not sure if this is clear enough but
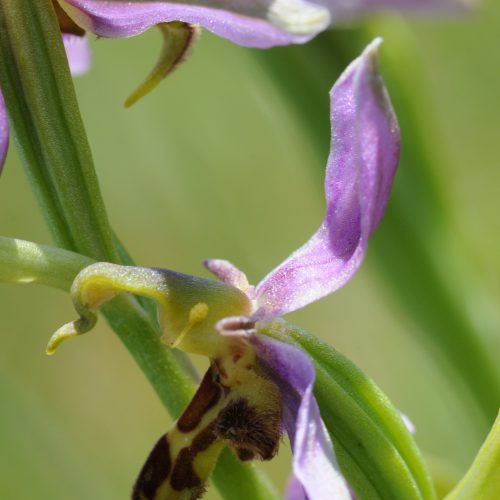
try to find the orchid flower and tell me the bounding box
[0,3,90,174]
[47,38,399,500]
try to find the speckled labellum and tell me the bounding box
[133,364,282,499]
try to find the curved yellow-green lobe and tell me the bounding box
[46,262,252,355]
[125,22,199,108]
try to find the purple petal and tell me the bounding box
[60,0,330,48]
[62,33,91,76]
[0,88,8,174]
[285,475,308,500]
[255,38,399,318]
[323,0,475,23]
[203,259,251,293]
[252,334,351,500]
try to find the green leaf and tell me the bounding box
[264,321,436,500]
[445,413,500,500]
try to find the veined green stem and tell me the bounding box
[0,1,116,259]
[253,24,499,425]
[0,2,276,496]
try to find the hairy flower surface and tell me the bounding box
[48,39,400,499]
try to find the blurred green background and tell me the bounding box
[1,2,499,498]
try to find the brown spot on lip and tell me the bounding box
[236,448,255,461]
[132,434,171,500]
[215,398,281,461]
[171,422,218,492]
[177,367,221,433]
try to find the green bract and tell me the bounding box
[445,413,500,500]
[262,321,436,500]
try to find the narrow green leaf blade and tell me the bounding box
[264,321,436,500]
[446,413,500,500]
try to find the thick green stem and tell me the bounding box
[0,0,117,258]
[0,236,92,290]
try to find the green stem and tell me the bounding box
[0,1,117,259]
[0,236,92,290]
